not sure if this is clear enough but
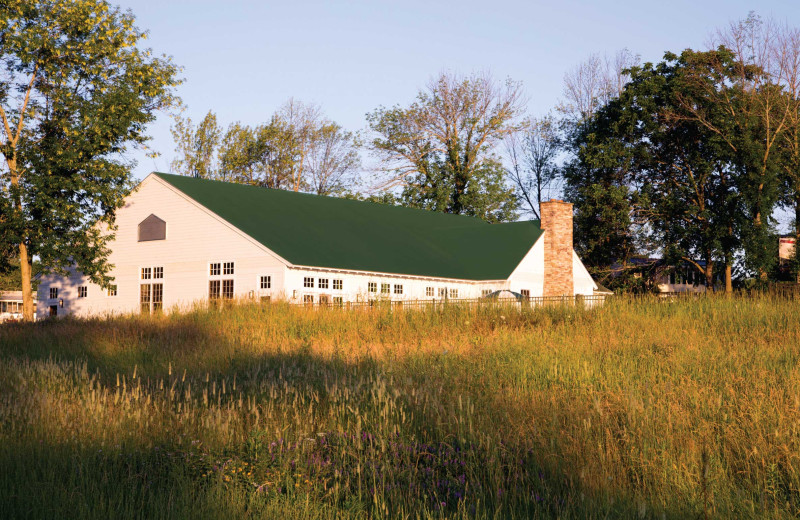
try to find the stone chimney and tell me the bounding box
[540,200,574,297]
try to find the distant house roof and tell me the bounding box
[154,173,543,281]
[0,291,23,301]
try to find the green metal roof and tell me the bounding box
[154,173,543,281]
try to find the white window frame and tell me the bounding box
[304,277,314,288]
[333,279,342,291]
[260,275,272,290]
[78,286,88,298]
[141,265,164,280]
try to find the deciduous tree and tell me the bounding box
[170,110,220,179]
[504,115,562,219]
[0,0,180,320]
[367,71,523,221]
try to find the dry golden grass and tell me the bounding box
[0,297,798,518]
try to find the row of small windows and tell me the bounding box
[304,277,343,290]
[303,294,344,305]
[142,266,164,280]
[423,287,459,299]
[0,301,22,313]
[49,285,110,299]
[367,282,404,295]
[210,262,235,276]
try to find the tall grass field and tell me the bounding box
[0,297,798,518]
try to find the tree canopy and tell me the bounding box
[0,0,181,319]
[367,72,524,223]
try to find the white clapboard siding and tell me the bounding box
[37,175,288,317]
[507,231,597,297]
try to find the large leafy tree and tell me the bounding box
[0,0,180,320]
[367,72,523,222]
[617,52,742,291]
[676,16,791,279]
[562,95,641,278]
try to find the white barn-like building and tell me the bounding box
[37,173,599,317]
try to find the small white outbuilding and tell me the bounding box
[37,173,599,317]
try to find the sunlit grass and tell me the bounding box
[1,297,799,518]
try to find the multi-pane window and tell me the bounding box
[520,289,530,300]
[426,287,434,297]
[318,278,329,289]
[333,279,342,290]
[108,285,118,297]
[482,289,492,297]
[303,277,314,288]
[222,279,234,300]
[438,288,447,299]
[333,296,343,306]
[210,263,221,276]
[140,284,151,313]
[449,288,459,299]
[223,262,235,275]
[141,283,163,314]
[78,286,87,298]
[152,284,163,312]
[381,283,390,294]
[303,294,314,304]
[393,284,403,295]
[153,267,164,279]
[260,276,271,289]
[49,287,58,299]
[141,267,152,280]
[368,282,377,293]
[1,301,22,313]
[209,280,221,300]
[319,294,330,306]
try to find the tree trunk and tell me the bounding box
[755,210,768,281]
[795,194,800,284]
[19,243,34,321]
[725,262,733,294]
[7,156,35,321]
[704,260,714,292]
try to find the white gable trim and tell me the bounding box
[146,173,293,268]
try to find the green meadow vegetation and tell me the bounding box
[0,297,799,519]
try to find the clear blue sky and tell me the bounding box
[118,0,799,226]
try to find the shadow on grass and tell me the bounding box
[0,305,715,519]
